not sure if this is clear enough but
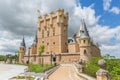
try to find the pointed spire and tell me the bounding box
[77,19,90,38]
[20,36,26,47]
[34,32,38,43]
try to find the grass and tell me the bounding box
[11,76,35,80]
[28,64,55,73]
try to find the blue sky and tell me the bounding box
[79,0,120,27]
[0,0,120,58]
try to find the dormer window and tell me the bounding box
[82,31,84,33]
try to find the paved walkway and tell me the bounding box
[0,64,27,80]
[48,64,86,80]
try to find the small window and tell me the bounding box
[82,31,84,33]
[65,42,67,45]
[47,43,49,45]
[42,41,44,43]
[53,42,55,45]
[42,30,44,38]
[84,50,87,54]
[83,40,85,43]
[47,31,49,37]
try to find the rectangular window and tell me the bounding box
[42,30,44,38]
[47,31,49,37]
[53,42,55,45]
[83,40,85,43]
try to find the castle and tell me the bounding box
[19,9,100,64]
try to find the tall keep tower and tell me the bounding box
[76,19,100,61]
[19,36,26,63]
[37,9,69,54]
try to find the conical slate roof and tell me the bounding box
[77,19,90,38]
[20,36,26,47]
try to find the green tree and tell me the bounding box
[0,55,5,61]
[84,57,102,77]
[84,55,120,80]
[38,45,45,55]
[38,45,45,66]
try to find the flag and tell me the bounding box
[37,9,40,13]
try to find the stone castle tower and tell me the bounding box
[37,8,69,54]
[19,36,26,63]
[18,9,101,63]
[68,19,100,61]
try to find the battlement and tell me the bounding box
[38,8,69,27]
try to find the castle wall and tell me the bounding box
[68,43,79,53]
[23,53,80,64]
[30,46,37,55]
[91,45,101,57]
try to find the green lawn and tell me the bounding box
[11,76,35,80]
[28,64,55,73]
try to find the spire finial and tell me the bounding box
[20,36,26,47]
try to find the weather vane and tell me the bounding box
[37,9,40,15]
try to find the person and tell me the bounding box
[52,53,56,65]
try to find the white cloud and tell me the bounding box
[103,0,120,14]
[109,7,120,14]
[103,0,112,10]
[101,44,120,58]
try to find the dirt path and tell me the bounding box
[48,64,86,80]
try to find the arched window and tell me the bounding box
[42,30,44,38]
[53,28,55,36]
[84,50,87,54]
[83,40,85,43]
[47,31,49,37]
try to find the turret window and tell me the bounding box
[82,31,84,33]
[42,30,44,38]
[83,40,85,43]
[84,50,87,54]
